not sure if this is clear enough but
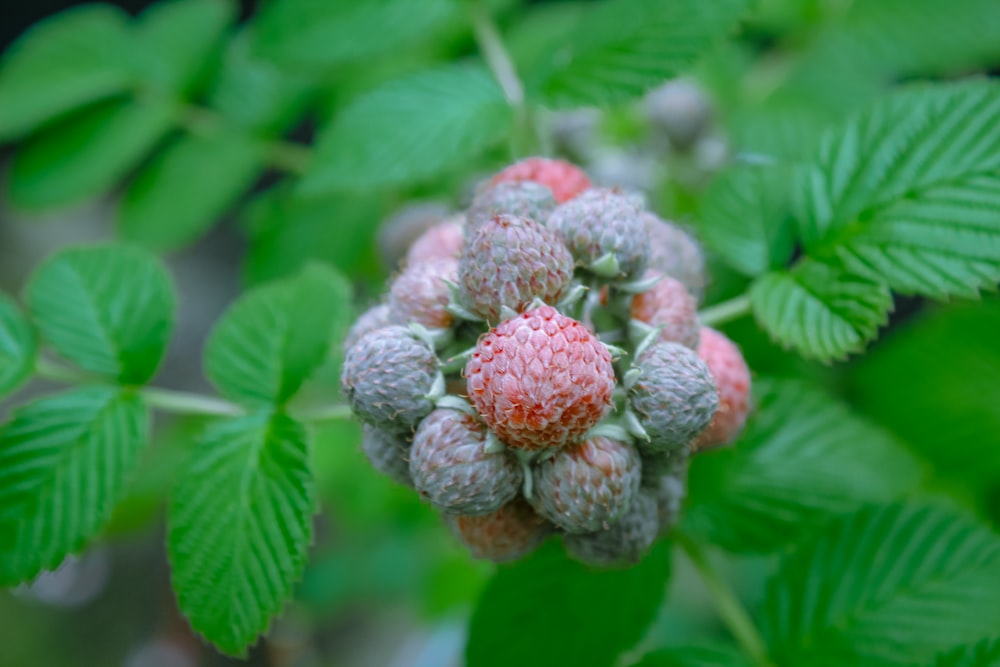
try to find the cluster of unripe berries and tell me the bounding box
[341,157,751,568]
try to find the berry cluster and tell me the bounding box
[341,157,751,568]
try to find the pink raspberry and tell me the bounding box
[465,306,615,451]
[563,491,659,568]
[693,328,751,450]
[645,213,706,301]
[490,157,592,203]
[409,409,522,516]
[531,435,641,533]
[630,271,700,349]
[405,216,465,266]
[388,257,458,329]
[343,303,393,354]
[458,214,574,323]
[450,498,552,563]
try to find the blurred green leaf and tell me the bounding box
[242,186,386,284]
[0,5,135,141]
[530,0,749,108]
[763,503,1000,666]
[7,98,174,211]
[796,80,1000,299]
[252,0,459,70]
[849,299,1000,490]
[466,540,672,667]
[136,0,236,96]
[505,2,588,78]
[168,412,313,656]
[205,263,353,406]
[699,163,795,276]
[0,387,147,585]
[118,127,265,252]
[931,638,1000,667]
[303,63,513,192]
[630,644,750,667]
[685,379,924,553]
[0,293,36,399]
[750,261,892,361]
[26,244,176,384]
[208,33,313,134]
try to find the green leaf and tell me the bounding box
[685,379,924,553]
[26,244,175,385]
[136,0,236,95]
[118,128,266,252]
[531,0,749,107]
[168,412,314,656]
[750,261,892,361]
[208,33,313,134]
[0,5,135,141]
[302,63,513,192]
[932,639,1000,667]
[466,540,672,667]
[0,293,36,398]
[797,80,1000,299]
[205,263,353,406]
[242,186,386,284]
[699,163,795,276]
[7,98,175,211]
[763,503,1000,666]
[849,298,1000,489]
[631,644,750,667]
[0,387,148,585]
[252,0,459,70]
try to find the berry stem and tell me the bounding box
[674,530,775,667]
[698,293,752,328]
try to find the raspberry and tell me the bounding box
[388,257,458,329]
[639,447,688,484]
[647,471,686,535]
[645,213,706,300]
[531,435,641,533]
[465,306,615,451]
[490,157,591,203]
[377,201,452,268]
[405,216,465,266]
[450,498,551,563]
[410,409,523,516]
[628,342,717,452]
[630,272,700,349]
[693,328,751,451]
[341,325,438,434]
[343,303,393,354]
[466,181,556,238]
[458,214,574,323]
[563,491,658,568]
[361,424,413,487]
[547,188,649,280]
[644,79,713,151]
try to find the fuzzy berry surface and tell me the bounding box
[343,303,393,354]
[458,214,574,323]
[644,212,706,300]
[629,342,718,452]
[466,181,556,238]
[406,216,465,266]
[531,436,641,533]
[631,272,700,349]
[341,325,438,434]
[693,327,751,450]
[648,472,686,535]
[450,498,551,563]
[388,257,458,329]
[563,491,659,568]
[465,306,615,451]
[547,188,649,280]
[410,409,522,516]
[490,157,592,203]
[361,424,413,487]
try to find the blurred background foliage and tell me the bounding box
[1,0,999,665]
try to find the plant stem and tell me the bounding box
[698,293,752,327]
[141,387,245,417]
[296,404,354,424]
[675,531,775,667]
